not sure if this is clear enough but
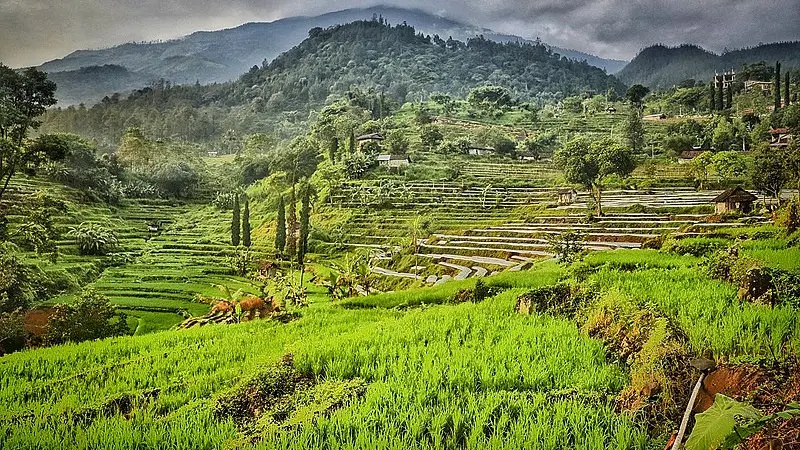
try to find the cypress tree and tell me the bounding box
[275,196,286,253]
[775,61,782,111]
[725,84,733,110]
[242,197,251,248]
[285,185,297,260]
[785,70,791,107]
[328,137,339,163]
[709,81,716,112]
[715,76,724,111]
[231,195,240,246]
[298,184,311,266]
[348,129,356,154]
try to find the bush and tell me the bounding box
[0,250,36,313]
[661,237,729,257]
[44,289,128,345]
[0,309,27,355]
[213,191,240,210]
[450,280,498,303]
[515,284,592,317]
[68,223,118,256]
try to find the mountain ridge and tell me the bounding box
[36,6,627,105]
[618,41,800,88]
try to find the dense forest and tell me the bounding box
[39,19,625,149]
[619,42,800,88]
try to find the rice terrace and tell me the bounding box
[2,5,800,450]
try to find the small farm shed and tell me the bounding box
[713,187,757,214]
[557,188,578,205]
[377,154,410,169]
[467,146,495,156]
[357,133,385,143]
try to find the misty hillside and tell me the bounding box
[618,42,800,88]
[37,6,626,106]
[41,19,625,145]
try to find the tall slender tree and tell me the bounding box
[725,84,733,110]
[285,185,298,260]
[275,196,286,254]
[328,137,339,163]
[348,129,356,154]
[775,61,782,111]
[623,108,645,155]
[709,81,716,112]
[715,76,724,111]
[242,197,251,248]
[785,70,791,107]
[298,184,311,266]
[231,196,240,246]
[298,183,313,287]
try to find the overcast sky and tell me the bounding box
[2,0,799,68]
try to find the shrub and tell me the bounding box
[44,289,128,345]
[546,231,585,264]
[0,250,36,313]
[515,284,591,318]
[661,237,728,257]
[450,280,498,303]
[67,222,118,256]
[0,309,27,355]
[213,191,240,210]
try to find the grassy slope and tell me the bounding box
[3,240,799,448]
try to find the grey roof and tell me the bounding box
[713,186,757,203]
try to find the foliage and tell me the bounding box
[212,191,240,210]
[684,394,763,450]
[341,150,376,179]
[689,151,715,189]
[419,124,443,150]
[626,84,650,105]
[67,222,118,256]
[623,108,646,154]
[0,250,36,313]
[546,231,586,264]
[276,196,286,253]
[297,184,312,266]
[752,145,789,199]
[553,136,634,215]
[467,85,514,110]
[0,309,27,355]
[242,197,251,248]
[44,289,129,345]
[231,195,241,246]
[711,151,748,182]
[40,20,624,146]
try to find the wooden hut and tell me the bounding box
[713,187,757,214]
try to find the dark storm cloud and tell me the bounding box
[1,0,798,68]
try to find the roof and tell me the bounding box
[467,146,495,151]
[712,187,757,203]
[377,154,409,161]
[680,150,704,159]
[770,127,790,135]
[558,188,577,195]
[357,132,384,141]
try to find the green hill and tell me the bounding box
[40,19,626,147]
[618,42,800,88]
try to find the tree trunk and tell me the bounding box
[593,184,603,216]
[0,171,13,201]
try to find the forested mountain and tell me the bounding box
[35,6,626,106]
[618,42,800,88]
[39,19,626,148]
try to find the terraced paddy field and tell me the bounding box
[2,177,267,334]
[4,242,799,449]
